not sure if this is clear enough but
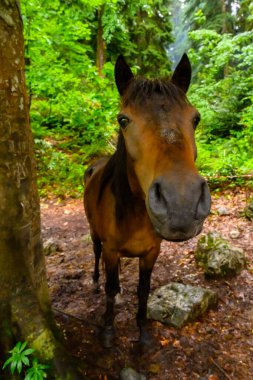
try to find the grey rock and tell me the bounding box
[217,206,230,215]
[244,199,253,221]
[120,367,146,380]
[147,282,217,328]
[229,229,240,239]
[195,232,247,277]
[43,237,61,256]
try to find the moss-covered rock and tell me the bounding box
[195,232,247,277]
[244,199,253,221]
[147,283,217,328]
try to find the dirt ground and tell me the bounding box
[41,188,253,380]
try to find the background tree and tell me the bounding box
[184,0,237,33]
[101,0,173,76]
[0,2,86,378]
[236,0,253,31]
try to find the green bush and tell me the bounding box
[188,29,253,187]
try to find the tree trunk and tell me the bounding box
[221,0,229,77]
[96,6,105,76]
[221,0,228,34]
[0,2,86,378]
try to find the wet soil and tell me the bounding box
[41,188,253,380]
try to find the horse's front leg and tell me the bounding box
[102,249,120,348]
[92,236,101,283]
[137,250,159,345]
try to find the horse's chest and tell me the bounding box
[117,217,160,257]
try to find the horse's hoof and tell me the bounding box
[101,326,115,348]
[139,329,155,347]
[92,282,100,294]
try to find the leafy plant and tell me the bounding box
[25,359,48,380]
[2,341,34,375]
[2,341,49,379]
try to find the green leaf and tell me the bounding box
[2,356,13,369]
[23,348,35,356]
[24,372,32,380]
[17,360,23,374]
[16,341,22,351]
[22,355,30,366]
[10,360,17,374]
[21,341,28,351]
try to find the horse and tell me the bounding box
[84,54,211,347]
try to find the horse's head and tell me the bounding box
[114,55,211,242]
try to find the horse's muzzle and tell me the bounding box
[147,175,211,241]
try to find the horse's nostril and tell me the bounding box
[155,182,161,202]
[195,180,211,220]
[148,181,167,220]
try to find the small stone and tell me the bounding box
[229,229,240,239]
[81,234,92,243]
[216,206,230,216]
[148,363,160,374]
[43,237,62,256]
[147,283,217,328]
[195,232,247,277]
[120,367,146,380]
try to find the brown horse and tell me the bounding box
[84,54,211,347]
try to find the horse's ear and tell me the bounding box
[171,53,191,93]
[115,55,134,96]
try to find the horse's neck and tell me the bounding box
[126,155,145,200]
[110,148,147,221]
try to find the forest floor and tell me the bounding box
[41,188,253,380]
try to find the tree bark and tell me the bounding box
[0,2,85,378]
[96,6,105,76]
[221,0,229,77]
[221,0,228,34]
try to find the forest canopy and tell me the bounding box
[21,0,253,197]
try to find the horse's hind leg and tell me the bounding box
[92,237,101,283]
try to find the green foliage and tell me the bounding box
[21,0,122,197]
[2,341,48,379]
[237,0,253,32]
[184,0,236,33]
[187,28,253,184]
[104,0,173,76]
[34,140,87,198]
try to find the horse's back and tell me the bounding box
[84,157,109,185]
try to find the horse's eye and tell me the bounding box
[193,115,200,129]
[117,115,129,130]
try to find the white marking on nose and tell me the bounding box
[160,128,178,144]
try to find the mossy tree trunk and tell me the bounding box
[0,2,85,379]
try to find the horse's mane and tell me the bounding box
[98,77,188,222]
[123,77,188,107]
[98,129,133,221]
